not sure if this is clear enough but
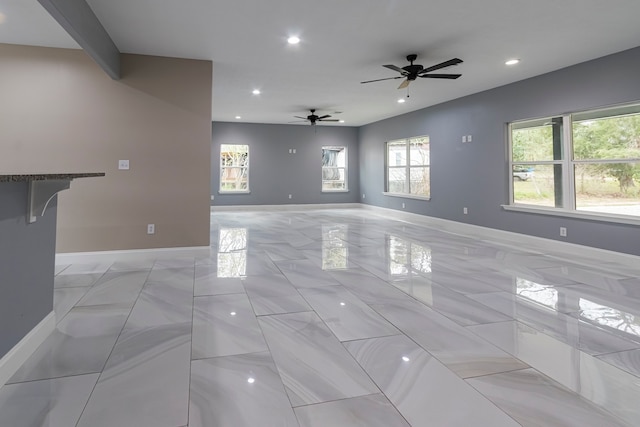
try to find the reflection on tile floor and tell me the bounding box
[2,208,639,426]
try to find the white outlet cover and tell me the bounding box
[462,136,467,143]
[118,160,130,170]
[467,135,472,142]
[292,149,296,154]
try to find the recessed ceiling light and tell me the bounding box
[235,116,241,120]
[505,59,520,66]
[339,120,345,123]
[287,36,300,45]
[397,99,406,104]
[247,377,255,384]
[252,89,261,95]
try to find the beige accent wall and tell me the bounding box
[0,44,212,252]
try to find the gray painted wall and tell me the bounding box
[212,122,360,206]
[0,183,56,358]
[359,46,640,256]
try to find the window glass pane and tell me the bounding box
[512,164,562,207]
[322,146,347,191]
[573,113,640,160]
[387,168,406,193]
[409,136,429,166]
[574,162,640,216]
[220,144,249,192]
[409,167,429,196]
[512,119,562,162]
[387,141,407,166]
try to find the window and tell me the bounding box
[220,144,249,192]
[386,136,430,198]
[509,103,640,220]
[322,146,347,191]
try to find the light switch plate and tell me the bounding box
[118,160,130,170]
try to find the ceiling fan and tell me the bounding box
[361,54,463,89]
[292,109,340,125]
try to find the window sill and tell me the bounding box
[501,204,640,226]
[383,192,431,201]
[218,191,251,195]
[322,189,349,193]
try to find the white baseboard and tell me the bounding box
[211,203,361,212]
[361,204,640,269]
[0,311,55,388]
[56,246,212,265]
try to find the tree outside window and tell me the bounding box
[509,103,640,218]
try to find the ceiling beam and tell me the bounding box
[38,0,120,79]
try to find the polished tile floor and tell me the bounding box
[1,209,639,426]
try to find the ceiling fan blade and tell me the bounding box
[317,115,331,119]
[289,120,309,123]
[383,64,408,75]
[319,119,340,122]
[419,58,463,74]
[293,116,308,119]
[398,79,410,89]
[419,73,462,79]
[361,76,403,84]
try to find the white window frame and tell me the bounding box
[384,136,430,200]
[505,102,640,225]
[321,146,348,192]
[219,144,249,193]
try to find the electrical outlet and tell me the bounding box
[210,195,215,201]
[288,194,292,199]
[467,135,472,142]
[118,160,130,170]
[402,203,405,209]
[292,149,296,154]
[463,207,468,215]
[462,135,467,143]
[147,224,155,235]
[288,149,292,154]
[362,194,366,199]
[560,227,567,237]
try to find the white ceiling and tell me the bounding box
[2,0,640,126]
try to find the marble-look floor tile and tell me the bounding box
[371,298,528,378]
[260,243,306,261]
[469,291,639,355]
[146,267,195,287]
[76,270,149,307]
[297,286,399,341]
[189,352,298,427]
[194,264,244,296]
[275,259,339,288]
[54,273,103,289]
[597,348,640,377]
[9,304,131,383]
[53,286,90,323]
[192,293,267,359]
[107,259,155,272]
[327,268,410,305]
[294,393,410,427]
[242,274,310,315]
[344,335,519,427]
[124,280,193,329]
[467,368,630,427]
[151,257,195,270]
[393,279,512,326]
[258,311,378,406]
[579,352,640,426]
[468,320,585,391]
[54,263,70,275]
[77,324,191,427]
[57,262,112,275]
[0,374,99,427]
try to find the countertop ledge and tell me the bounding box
[0,173,105,182]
